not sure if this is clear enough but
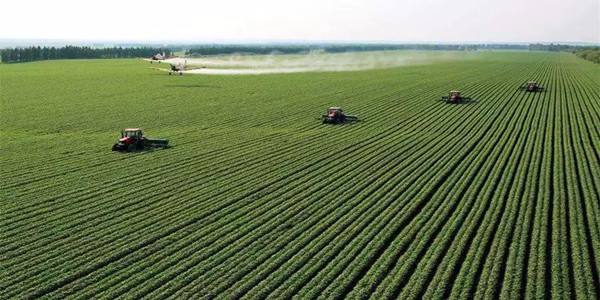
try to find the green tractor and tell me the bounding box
[112,128,169,152]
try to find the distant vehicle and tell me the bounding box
[441,91,472,104]
[112,128,169,152]
[148,52,167,63]
[518,81,544,92]
[322,107,359,124]
[169,60,187,75]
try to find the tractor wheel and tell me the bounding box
[127,144,136,152]
[112,144,119,151]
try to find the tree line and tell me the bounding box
[0,46,172,63]
[3,43,597,64]
[185,43,528,56]
[528,43,579,52]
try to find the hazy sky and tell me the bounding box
[2,0,598,43]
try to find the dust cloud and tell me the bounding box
[160,51,476,75]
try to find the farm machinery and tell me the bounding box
[112,128,169,152]
[518,81,544,92]
[321,107,358,124]
[441,91,472,104]
[149,52,166,63]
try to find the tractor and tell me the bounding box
[519,81,544,92]
[322,107,358,124]
[441,91,472,104]
[112,128,169,152]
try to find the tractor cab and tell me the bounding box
[327,107,343,118]
[526,81,539,91]
[322,107,358,124]
[120,128,144,143]
[122,128,143,138]
[449,91,461,101]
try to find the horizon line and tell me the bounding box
[1,38,598,47]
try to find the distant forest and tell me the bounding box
[0,46,172,63]
[184,44,528,56]
[2,43,598,64]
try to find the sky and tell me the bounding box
[1,0,598,44]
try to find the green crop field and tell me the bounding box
[1,51,599,299]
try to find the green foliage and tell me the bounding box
[0,45,172,63]
[185,43,526,56]
[528,43,581,52]
[574,48,600,64]
[1,51,599,299]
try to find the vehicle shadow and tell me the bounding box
[439,99,479,105]
[164,84,221,89]
[112,145,173,153]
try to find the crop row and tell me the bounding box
[3,53,599,299]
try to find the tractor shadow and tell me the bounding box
[317,117,361,125]
[113,146,173,154]
[439,99,479,105]
[164,84,221,89]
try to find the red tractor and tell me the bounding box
[519,81,544,92]
[322,107,358,124]
[441,91,472,104]
[112,128,169,152]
